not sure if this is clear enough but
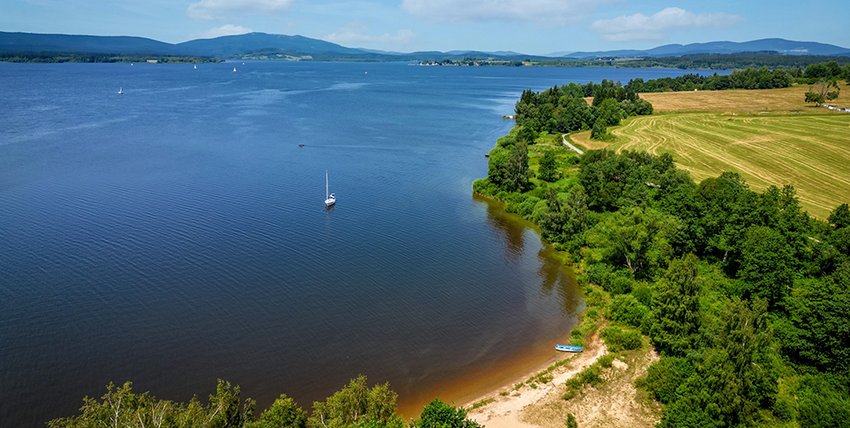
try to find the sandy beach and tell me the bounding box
[465,334,608,427]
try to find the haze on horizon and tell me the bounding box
[2,0,848,55]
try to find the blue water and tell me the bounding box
[0,62,704,426]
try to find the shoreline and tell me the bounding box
[464,332,608,427]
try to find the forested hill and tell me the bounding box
[0,31,175,55]
[559,38,850,58]
[3,31,849,64]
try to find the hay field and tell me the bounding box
[571,85,850,218]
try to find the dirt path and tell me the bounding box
[466,335,607,428]
[561,134,585,155]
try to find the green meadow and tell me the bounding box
[572,86,850,218]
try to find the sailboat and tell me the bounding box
[194,64,197,70]
[324,170,336,207]
[117,87,123,95]
[232,66,237,73]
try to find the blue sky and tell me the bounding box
[2,0,848,54]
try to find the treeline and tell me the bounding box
[474,142,850,426]
[533,53,850,70]
[514,80,653,141]
[626,67,793,92]
[0,52,219,63]
[626,61,850,92]
[49,375,481,428]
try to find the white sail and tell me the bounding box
[324,170,336,207]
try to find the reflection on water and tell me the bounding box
[403,194,584,415]
[481,194,527,262]
[476,192,581,317]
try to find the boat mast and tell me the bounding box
[325,170,329,200]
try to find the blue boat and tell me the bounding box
[555,344,583,353]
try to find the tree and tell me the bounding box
[596,97,625,127]
[776,263,850,372]
[828,203,850,229]
[416,399,481,428]
[307,375,403,428]
[805,79,840,105]
[247,394,307,428]
[503,142,531,192]
[537,150,558,182]
[649,254,702,356]
[207,379,255,428]
[516,125,538,144]
[738,226,795,308]
[805,91,825,105]
[589,118,608,140]
[585,206,680,278]
[486,143,531,192]
[539,185,589,249]
[704,298,779,426]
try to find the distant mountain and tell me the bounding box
[0,31,175,55]
[3,32,849,62]
[174,33,366,57]
[560,38,850,58]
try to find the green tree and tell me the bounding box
[504,142,531,192]
[590,118,608,140]
[805,90,825,105]
[797,374,850,428]
[649,254,702,356]
[828,203,850,229]
[207,379,255,428]
[539,185,589,249]
[516,125,538,144]
[307,375,403,428]
[247,394,307,428]
[706,298,779,426]
[776,263,850,372]
[486,142,532,193]
[537,150,558,182]
[415,399,481,428]
[585,206,680,278]
[806,79,840,105]
[596,98,625,126]
[738,226,795,308]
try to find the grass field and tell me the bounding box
[570,84,850,218]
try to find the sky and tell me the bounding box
[2,0,848,55]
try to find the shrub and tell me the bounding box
[643,357,694,404]
[608,294,650,329]
[601,326,642,352]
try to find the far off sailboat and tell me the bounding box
[324,170,336,208]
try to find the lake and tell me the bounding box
[0,61,703,426]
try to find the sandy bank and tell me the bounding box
[465,334,608,428]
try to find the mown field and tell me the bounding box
[571,84,850,218]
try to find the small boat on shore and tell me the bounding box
[555,344,583,353]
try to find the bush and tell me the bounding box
[608,294,649,329]
[417,399,482,428]
[643,357,694,404]
[601,326,642,352]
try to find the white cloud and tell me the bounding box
[401,0,605,24]
[590,7,743,41]
[187,0,295,20]
[193,24,253,39]
[325,25,415,47]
